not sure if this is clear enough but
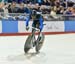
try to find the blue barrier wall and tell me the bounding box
[2,20,18,33]
[65,21,75,32]
[0,20,75,34]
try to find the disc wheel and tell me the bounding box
[24,35,32,53]
[35,33,45,53]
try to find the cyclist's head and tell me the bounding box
[31,10,42,18]
[31,10,37,16]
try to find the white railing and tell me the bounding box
[0,13,75,21]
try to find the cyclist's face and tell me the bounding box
[32,15,36,19]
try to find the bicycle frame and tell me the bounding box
[30,27,40,47]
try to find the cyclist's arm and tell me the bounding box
[39,16,44,31]
[26,15,30,27]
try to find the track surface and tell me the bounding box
[0,34,75,64]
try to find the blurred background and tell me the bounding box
[0,0,75,21]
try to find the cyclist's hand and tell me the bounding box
[39,28,41,32]
[26,26,29,31]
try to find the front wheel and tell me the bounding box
[24,35,32,53]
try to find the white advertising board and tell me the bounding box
[18,21,65,33]
[42,21,65,32]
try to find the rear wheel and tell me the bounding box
[35,33,45,53]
